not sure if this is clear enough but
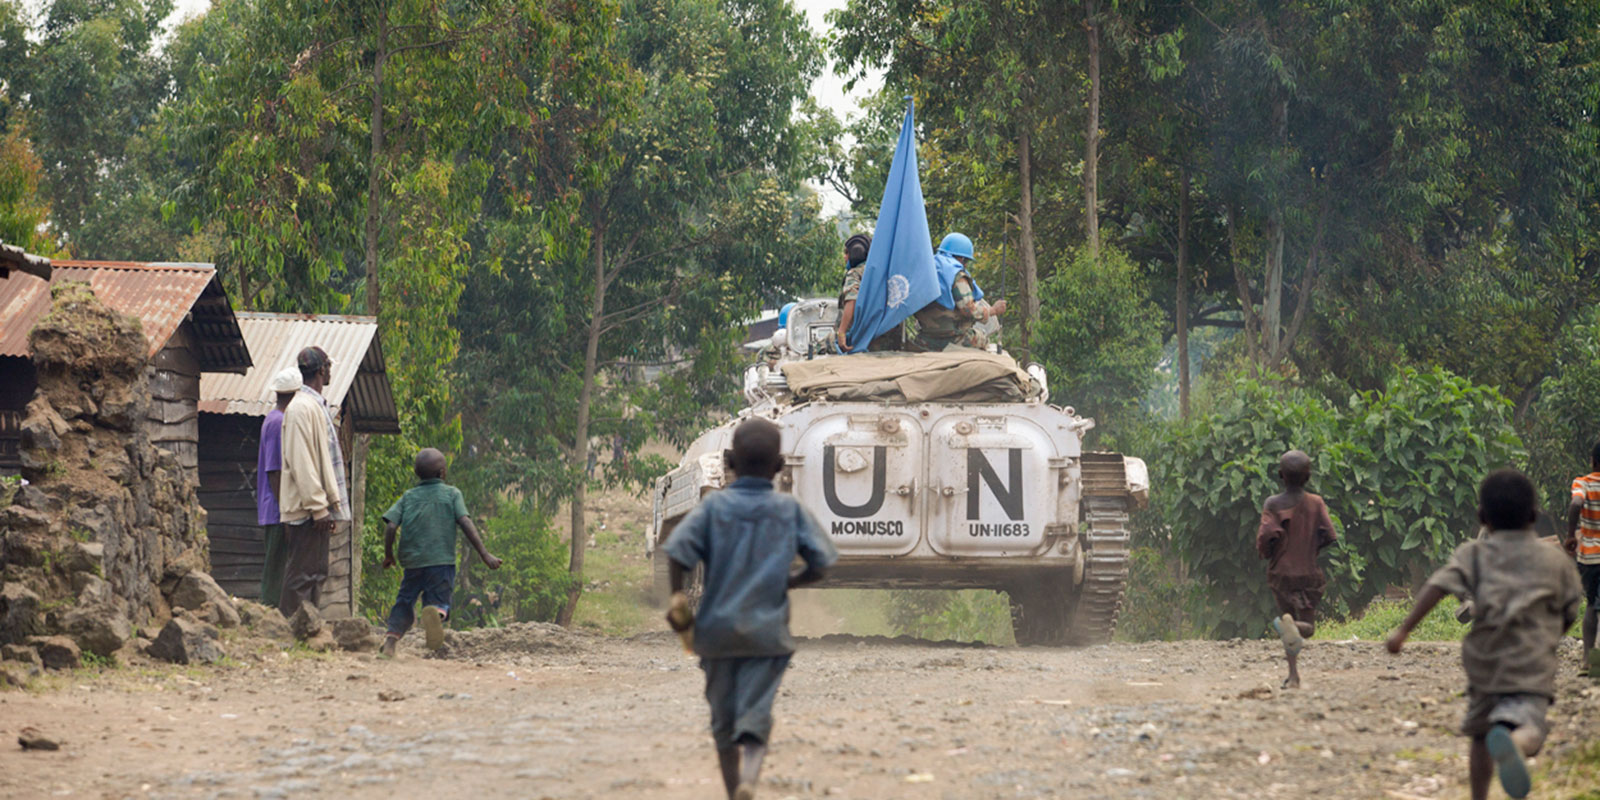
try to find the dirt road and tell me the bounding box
[3,627,1598,800]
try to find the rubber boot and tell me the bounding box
[716,748,740,799]
[736,742,766,800]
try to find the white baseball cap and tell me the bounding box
[269,367,303,394]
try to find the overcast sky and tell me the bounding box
[156,0,880,214]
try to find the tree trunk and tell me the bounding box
[1262,97,1289,366]
[1263,204,1284,361]
[556,221,608,627]
[363,17,388,317]
[237,261,252,312]
[1016,125,1039,358]
[1083,0,1101,256]
[1176,166,1191,419]
[1226,204,1261,365]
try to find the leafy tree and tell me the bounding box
[24,0,173,244]
[1524,310,1600,513]
[0,123,63,255]
[832,0,1088,355]
[1032,244,1162,429]
[452,0,836,625]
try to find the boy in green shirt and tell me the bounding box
[379,448,501,656]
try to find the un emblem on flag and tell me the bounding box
[887,274,911,308]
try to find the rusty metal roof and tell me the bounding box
[198,312,400,434]
[0,261,249,373]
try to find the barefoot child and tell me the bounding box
[1256,449,1338,689]
[1565,439,1600,675]
[1387,469,1582,800]
[378,448,502,656]
[662,418,838,800]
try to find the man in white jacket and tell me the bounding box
[277,346,351,618]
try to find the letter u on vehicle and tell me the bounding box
[823,444,887,518]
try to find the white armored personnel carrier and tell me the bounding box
[647,299,1148,645]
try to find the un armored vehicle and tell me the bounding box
[647,299,1148,645]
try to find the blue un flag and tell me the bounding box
[847,99,940,353]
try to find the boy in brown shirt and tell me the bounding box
[1387,469,1582,800]
[1255,450,1338,689]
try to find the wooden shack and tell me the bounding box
[0,261,249,477]
[197,313,399,616]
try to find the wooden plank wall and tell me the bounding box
[147,324,201,482]
[321,413,358,617]
[196,411,359,617]
[198,414,265,599]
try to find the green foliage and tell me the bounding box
[0,474,17,507]
[17,0,173,243]
[1316,595,1470,643]
[1525,310,1600,513]
[886,589,1015,645]
[1153,367,1523,638]
[462,500,572,626]
[1033,244,1163,430]
[1115,546,1210,642]
[0,124,61,256]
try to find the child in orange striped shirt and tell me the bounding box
[1565,439,1600,676]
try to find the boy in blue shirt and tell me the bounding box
[378,448,501,656]
[663,418,838,800]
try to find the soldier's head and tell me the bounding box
[414,448,447,480]
[1278,450,1312,489]
[844,234,871,268]
[1478,468,1537,530]
[725,418,784,479]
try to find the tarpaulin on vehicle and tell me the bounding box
[779,349,1039,403]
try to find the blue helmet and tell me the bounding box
[778,301,797,328]
[938,232,974,260]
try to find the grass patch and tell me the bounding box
[572,526,655,636]
[1541,737,1600,800]
[1317,595,1471,642]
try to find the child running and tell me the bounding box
[662,418,838,800]
[1255,449,1338,688]
[1387,469,1582,800]
[378,448,501,657]
[1565,439,1600,675]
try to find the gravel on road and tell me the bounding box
[3,628,1598,800]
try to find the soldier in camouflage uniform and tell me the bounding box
[912,233,1006,352]
[835,234,901,351]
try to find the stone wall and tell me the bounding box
[0,282,210,669]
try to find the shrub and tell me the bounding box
[1151,367,1523,638]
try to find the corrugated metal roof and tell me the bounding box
[198,312,400,434]
[0,261,250,373]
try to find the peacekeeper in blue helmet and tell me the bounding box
[911,232,1006,351]
[756,302,797,366]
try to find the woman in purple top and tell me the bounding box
[257,368,302,606]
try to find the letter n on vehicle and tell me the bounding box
[823,444,886,518]
[967,448,1023,521]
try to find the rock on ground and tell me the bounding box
[147,616,223,665]
[237,601,294,641]
[330,618,383,653]
[61,597,134,657]
[288,605,325,641]
[27,635,81,670]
